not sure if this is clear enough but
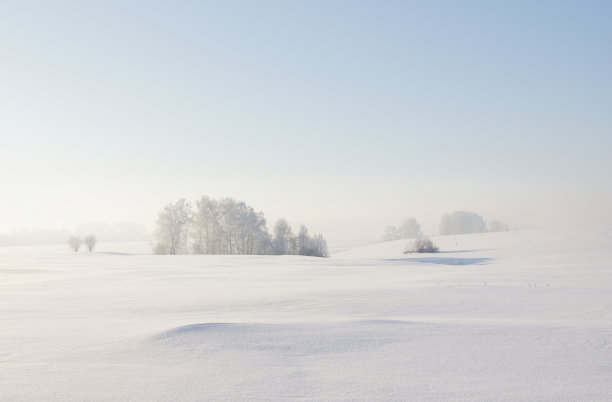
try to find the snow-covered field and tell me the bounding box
[1,230,611,401]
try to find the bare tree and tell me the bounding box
[297,225,312,255]
[84,235,97,252]
[255,230,273,255]
[154,199,193,255]
[273,219,294,255]
[192,196,220,254]
[68,236,82,252]
[310,233,329,257]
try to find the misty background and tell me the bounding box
[1,1,611,247]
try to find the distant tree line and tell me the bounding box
[439,211,486,235]
[382,217,421,241]
[486,219,509,233]
[0,229,71,247]
[382,212,509,240]
[439,211,509,235]
[154,196,329,257]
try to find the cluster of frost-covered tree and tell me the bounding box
[382,217,421,241]
[154,196,328,257]
[272,219,329,257]
[439,211,509,235]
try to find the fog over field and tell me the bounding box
[1,1,611,401]
[1,1,611,245]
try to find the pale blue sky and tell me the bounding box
[1,1,611,242]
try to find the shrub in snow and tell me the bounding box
[404,234,439,253]
[68,236,82,252]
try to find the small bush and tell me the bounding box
[404,234,439,253]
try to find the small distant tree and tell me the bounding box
[487,219,509,232]
[310,233,329,257]
[68,236,82,252]
[382,226,401,241]
[399,217,421,239]
[297,225,313,256]
[191,196,219,254]
[84,235,97,252]
[404,234,439,253]
[273,219,294,255]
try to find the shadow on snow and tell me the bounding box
[385,257,493,266]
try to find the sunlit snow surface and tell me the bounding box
[1,230,611,401]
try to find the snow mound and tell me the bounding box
[154,322,245,340]
[132,319,612,401]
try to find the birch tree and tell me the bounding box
[154,199,193,255]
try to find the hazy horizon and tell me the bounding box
[2,1,611,245]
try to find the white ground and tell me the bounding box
[1,230,611,401]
